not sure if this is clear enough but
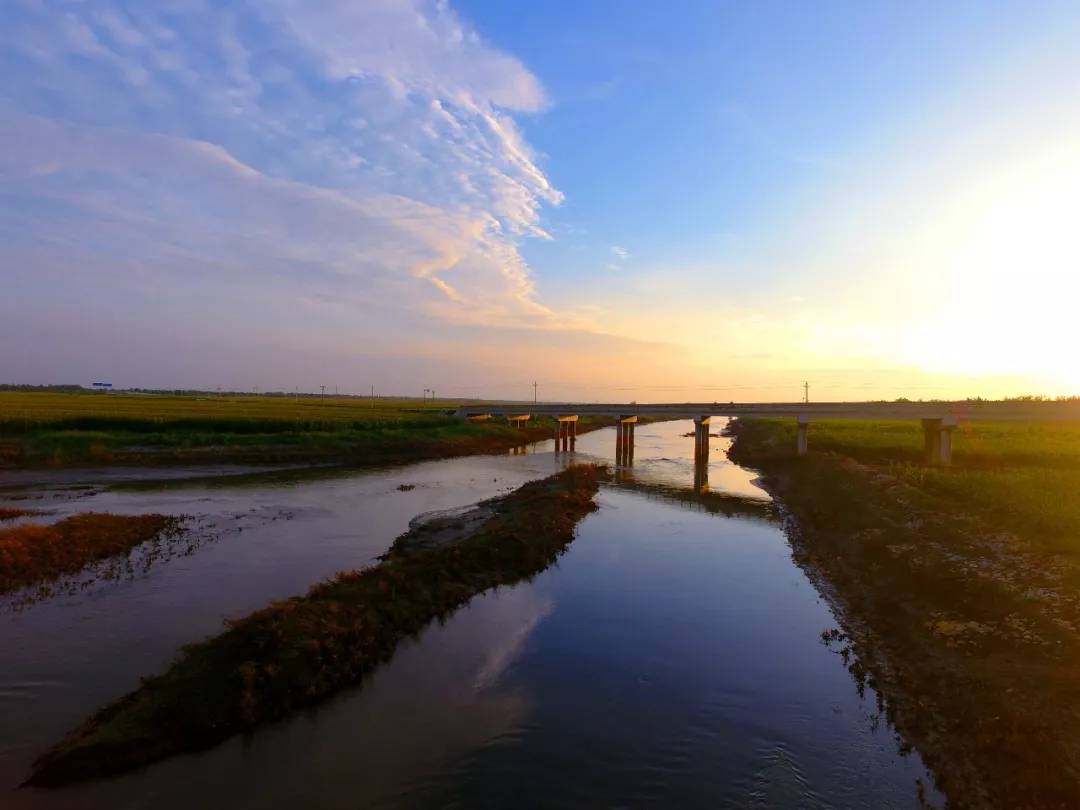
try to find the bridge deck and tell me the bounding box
[456,401,1080,421]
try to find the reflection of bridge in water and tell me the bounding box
[608,470,775,522]
[462,400,1080,467]
[505,419,763,503]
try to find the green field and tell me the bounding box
[0,390,546,468]
[0,390,465,429]
[742,417,1080,559]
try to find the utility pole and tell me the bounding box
[803,381,809,404]
[320,385,326,398]
[370,384,374,408]
[533,380,538,404]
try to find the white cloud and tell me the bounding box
[273,0,548,112]
[610,245,630,260]
[0,0,568,333]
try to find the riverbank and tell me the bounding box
[0,390,605,469]
[27,465,604,787]
[728,418,1080,808]
[1,513,184,595]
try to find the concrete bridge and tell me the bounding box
[455,400,1080,467]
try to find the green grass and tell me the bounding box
[746,417,1080,468]
[0,390,572,467]
[0,390,462,429]
[741,417,1080,558]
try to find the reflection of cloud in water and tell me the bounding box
[7,579,557,810]
[473,597,554,691]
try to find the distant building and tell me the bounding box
[91,382,113,390]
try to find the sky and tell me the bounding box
[2,0,1079,402]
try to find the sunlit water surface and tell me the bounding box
[1,420,940,808]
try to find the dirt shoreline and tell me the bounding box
[27,465,604,787]
[727,419,1080,809]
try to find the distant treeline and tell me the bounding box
[0,385,89,393]
[1,384,1076,403]
[889,395,1080,403]
[1001,394,1080,402]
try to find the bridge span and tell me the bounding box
[455,400,1080,467]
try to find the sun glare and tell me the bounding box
[903,151,1080,391]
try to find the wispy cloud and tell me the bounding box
[610,245,630,261]
[0,0,571,336]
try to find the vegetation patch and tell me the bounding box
[0,507,47,521]
[27,465,604,787]
[729,418,1080,808]
[0,390,608,468]
[0,513,184,595]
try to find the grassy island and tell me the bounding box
[27,465,604,787]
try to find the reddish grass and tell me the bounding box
[0,507,46,521]
[0,513,182,594]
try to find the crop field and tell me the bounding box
[0,390,546,468]
[0,390,466,432]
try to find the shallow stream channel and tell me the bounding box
[1,419,940,808]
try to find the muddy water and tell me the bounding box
[1,420,940,808]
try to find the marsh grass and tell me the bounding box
[0,507,46,521]
[0,513,184,594]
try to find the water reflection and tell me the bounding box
[2,419,940,808]
[404,488,938,808]
[694,453,709,493]
[572,418,768,502]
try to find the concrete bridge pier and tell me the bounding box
[797,415,809,456]
[454,402,984,469]
[922,417,957,466]
[616,415,637,465]
[553,415,578,454]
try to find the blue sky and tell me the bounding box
[3,1,1079,399]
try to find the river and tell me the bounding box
[0,419,940,808]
